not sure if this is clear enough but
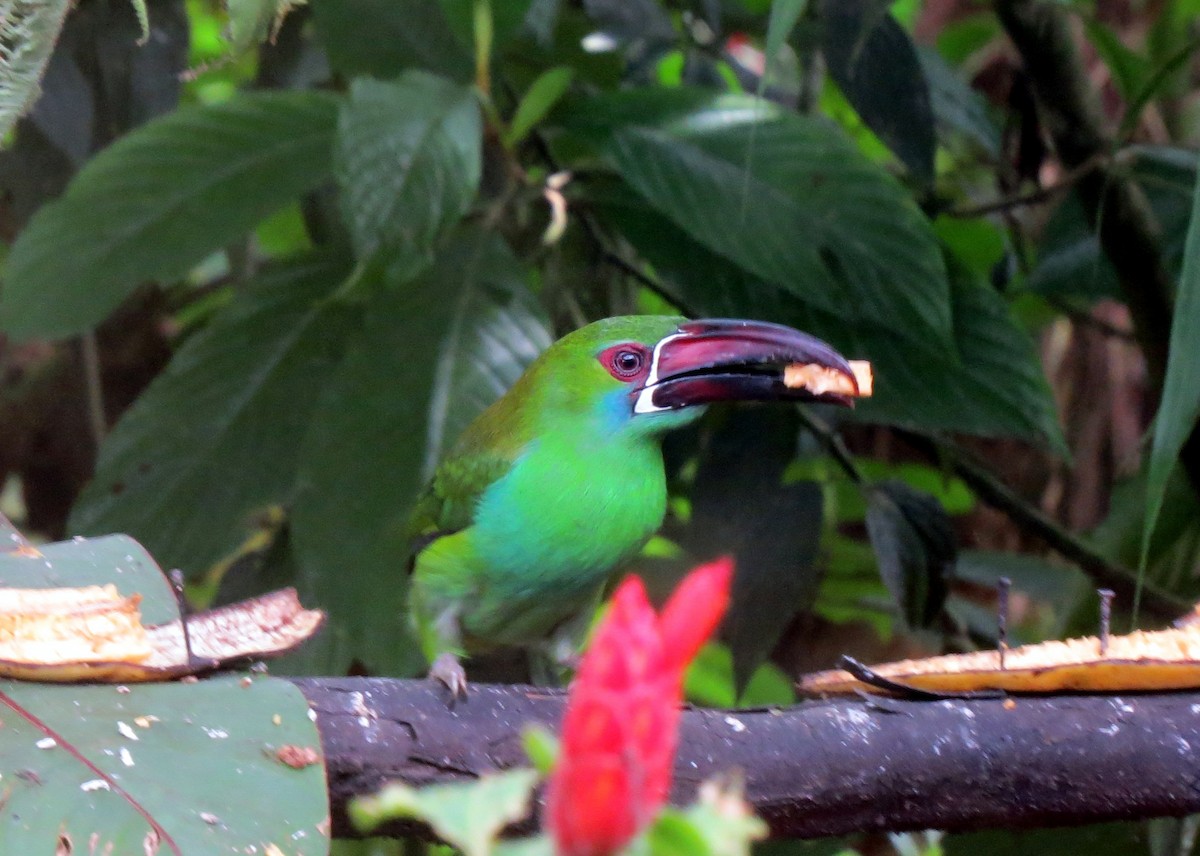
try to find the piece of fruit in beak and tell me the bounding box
[784,360,873,398]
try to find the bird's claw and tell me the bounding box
[430,652,469,703]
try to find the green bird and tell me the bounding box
[407,316,861,695]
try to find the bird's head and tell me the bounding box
[527,316,863,437]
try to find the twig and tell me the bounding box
[795,408,864,484]
[898,430,1187,619]
[77,333,106,450]
[946,153,1107,218]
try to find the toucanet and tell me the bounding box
[407,316,861,696]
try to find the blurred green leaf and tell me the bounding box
[521,726,560,775]
[290,227,550,675]
[935,13,998,65]
[351,768,539,856]
[684,643,796,708]
[0,674,326,854]
[763,0,809,92]
[70,257,356,578]
[1143,148,1200,604]
[945,823,1147,856]
[819,0,935,182]
[561,88,952,352]
[1084,19,1150,100]
[310,0,472,81]
[504,66,574,147]
[865,480,955,629]
[918,47,1001,157]
[336,73,482,281]
[0,91,339,340]
[815,533,894,637]
[636,778,766,856]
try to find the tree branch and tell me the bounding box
[296,677,1200,841]
[994,0,1200,493]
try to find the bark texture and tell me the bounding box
[294,677,1200,840]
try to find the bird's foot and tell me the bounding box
[429,652,469,703]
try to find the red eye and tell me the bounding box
[599,344,650,381]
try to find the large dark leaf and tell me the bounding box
[819,0,935,183]
[560,88,952,352]
[310,0,472,81]
[69,257,356,577]
[593,184,1065,448]
[865,480,955,628]
[289,227,550,675]
[335,73,482,281]
[0,91,339,340]
[683,407,823,691]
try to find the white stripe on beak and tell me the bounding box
[633,332,684,414]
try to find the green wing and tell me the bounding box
[408,451,515,539]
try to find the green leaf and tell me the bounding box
[763,0,809,91]
[639,779,767,856]
[336,73,482,281]
[593,183,1063,447]
[1084,19,1150,100]
[945,823,1147,856]
[351,768,539,856]
[503,66,574,147]
[69,257,357,578]
[0,0,72,141]
[1,91,339,340]
[520,726,559,775]
[865,480,955,628]
[684,643,796,708]
[917,46,1000,156]
[310,0,472,81]
[1143,148,1200,600]
[290,228,550,675]
[0,674,326,854]
[561,88,952,352]
[819,0,935,182]
[0,531,179,624]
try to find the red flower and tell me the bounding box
[546,557,733,856]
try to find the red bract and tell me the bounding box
[546,557,734,856]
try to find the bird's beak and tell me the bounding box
[633,319,862,414]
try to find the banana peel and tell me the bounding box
[0,585,323,683]
[798,622,1200,696]
[784,360,873,398]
